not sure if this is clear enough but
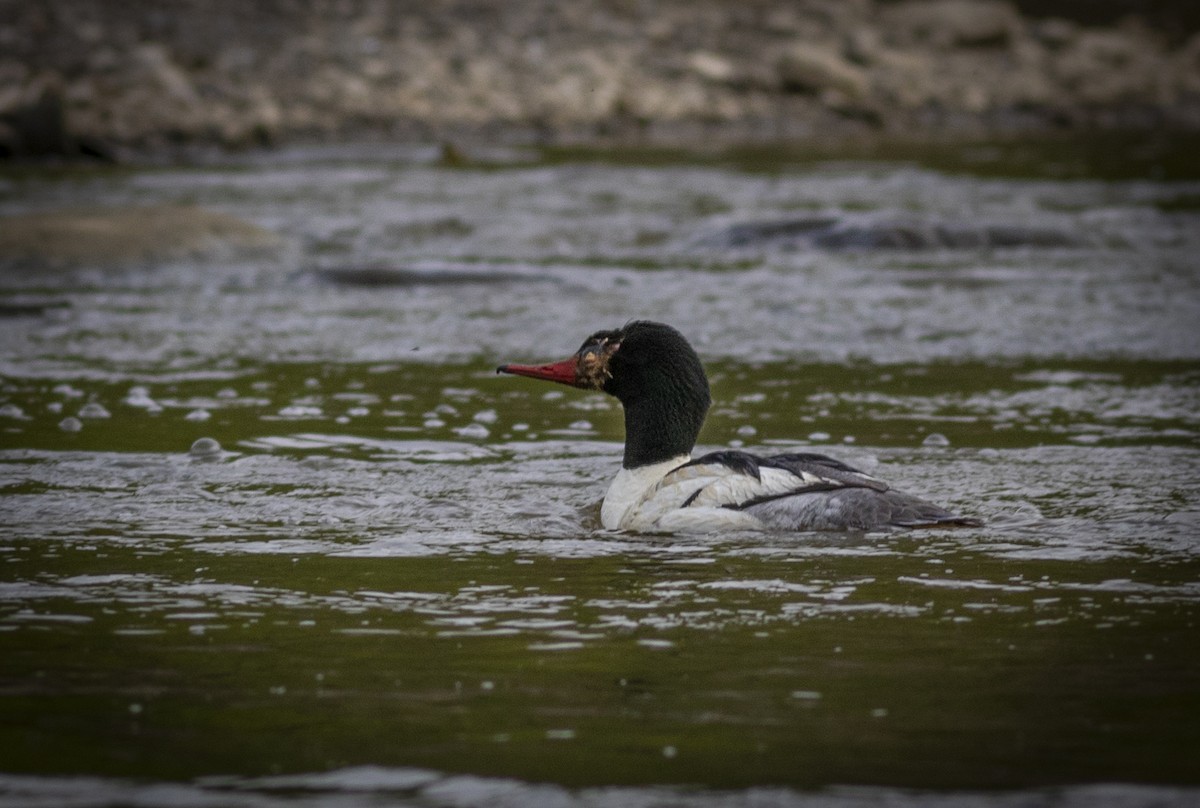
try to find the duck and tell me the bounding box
[498,320,981,533]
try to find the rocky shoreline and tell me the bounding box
[2,0,1199,160]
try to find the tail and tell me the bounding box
[886,490,982,529]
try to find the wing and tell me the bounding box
[654,450,888,512]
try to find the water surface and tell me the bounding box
[1,142,1198,807]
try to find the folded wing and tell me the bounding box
[660,450,887,508]
[650,450,977,530]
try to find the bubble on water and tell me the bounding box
[185,409,211,422]
[922,432,951,447]
[123,387,162,412]
[808,431,830,441]
[278,405,322,418]
[455,423,490,439]
[47,402,63,414]
[78,402,110,419]
[58,416,83,432]
[347,406,370,417]
[512,422,529,431]
[736,424,757,437]
[473,409,498,424]
[568,420,593,431]
[216,388,239,399]
[728,439,744,447]
[423,418,446,429]
[0,403,26,419]
[53,384,84,398]
[304,378,320,389]
[189,437,222,459]
[662,745,678,759]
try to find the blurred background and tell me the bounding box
[1,0,1198,159]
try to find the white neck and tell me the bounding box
[600,454,692,530]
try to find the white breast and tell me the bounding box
[600,454,768,533]
[599,452,881,533]
[600,455,692,530]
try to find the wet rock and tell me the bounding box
[1032,18,1080,51]
[1052,29,1164,105]
[687,51,736,84]
[0,206,282,271]
[1178,33,1200,96]
[882,0,1020,49]
[777,43,870,99]
[0,86,114,160]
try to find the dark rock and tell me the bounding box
[308,265,549,287]
[0,299,71,317]
[0,88,116,160]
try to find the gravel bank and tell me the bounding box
[2,0,1198,159]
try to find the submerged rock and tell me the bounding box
[0,206,282,271]
[699,216,1081,251]
[308,265,549,287]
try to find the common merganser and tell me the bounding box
[498,321,981,533]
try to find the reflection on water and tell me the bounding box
[1,146,1199,805]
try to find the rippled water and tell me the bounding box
[1,142,1199,807]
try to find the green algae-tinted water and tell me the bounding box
[1,143,1198,807]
